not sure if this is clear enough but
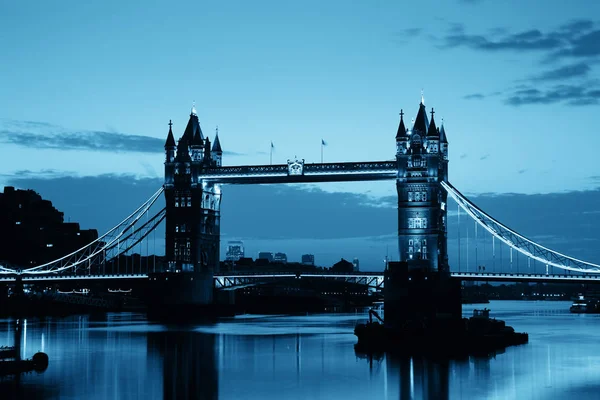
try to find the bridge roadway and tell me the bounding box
[1,271,600,286]
[196,161,398,184]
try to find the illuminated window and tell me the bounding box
[422,191,427,201]
[185,167,191,174]
[408,239,414,254]
[15,221,21,225]
[187,197,191,207]
[408,218,428,229]
[46,244,53,248]
[408,192,413,202]
[175,225,179,233]
[414,192,422,201]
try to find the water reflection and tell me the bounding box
[147,331,218,400]
[0,302,599,399]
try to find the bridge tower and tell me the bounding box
[157,106,223,309]
[386,99,459,328]
[396,100,449,274]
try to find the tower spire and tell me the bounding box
[396,109,407,139]
[421,89,425,105]
[164,120,176,148]
[427,107,437,136]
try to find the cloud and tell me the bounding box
[430,20,600,105]
[479,154,490,160]
[531,62,591,81]
[0,119,244,156]
[444,29,564,52]
[463,93,485,100]
[460,153,468,159]
[505,83,600,106]
[517,169,527,174]
[442,20,598,56]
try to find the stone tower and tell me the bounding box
[396,100,449,275]
[163,106,222,275]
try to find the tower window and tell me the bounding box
[408,218,428,229]
[175,225,179,233]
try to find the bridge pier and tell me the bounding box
[384,260,461,329]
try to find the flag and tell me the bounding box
[271,141,275,149]
[321,139,327,146]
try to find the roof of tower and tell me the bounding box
[175,137,191,162]
[395,110,407,139]
[165,120,176,148]
[182,109,204,144]
[412,101,429,135]
[440,123,448,143]
[212,128,223,153]
[427,109,437,137]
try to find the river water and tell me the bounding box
[1,301,600,400]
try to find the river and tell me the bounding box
[1,301,600,399]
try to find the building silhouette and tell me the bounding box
[395,101,449,273]
[258,252,274,262]
[163,107,223,273]
[273,252,287,264]
[301,254,315,266]
[352,258,360,272]
[0,186,98,267]
[225,241,244,261]
[331,258,354,273]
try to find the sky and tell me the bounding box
[1,0,600,269]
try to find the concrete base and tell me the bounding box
[145,272,215,314]
[384,261,461,329]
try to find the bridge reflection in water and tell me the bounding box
[0,304,598,399]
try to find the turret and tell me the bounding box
[396,110,408,156]
[203,137,212,166]
[182,104,204,147]
[440,122,448,161]
[211,127,223,167]
[426,108,439,154]
[175,137,191,163]
[190,125,204,162]
[412,100,429,136]
[164,120,176,162]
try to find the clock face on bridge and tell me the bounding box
[287,160,304,176]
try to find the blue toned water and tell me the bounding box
[1,301,600,399]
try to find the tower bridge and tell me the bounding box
[2,99,600,311]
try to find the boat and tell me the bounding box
[570,294,600,313]
[0,350,49,376]
[354,308,528,357]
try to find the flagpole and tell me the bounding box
[270,142,273,165]
[320,142,323,163]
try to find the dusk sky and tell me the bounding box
[1,1,600,268]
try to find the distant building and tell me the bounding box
[258,252,274,262]
[0,186,98,267]
[274,252,288,264]
[331,258,354,273]
[353,258,360,272]
[225,241,244,261]
[301,254,315,266]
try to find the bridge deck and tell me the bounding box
[197,161,397,184]
[2,272,600,285]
